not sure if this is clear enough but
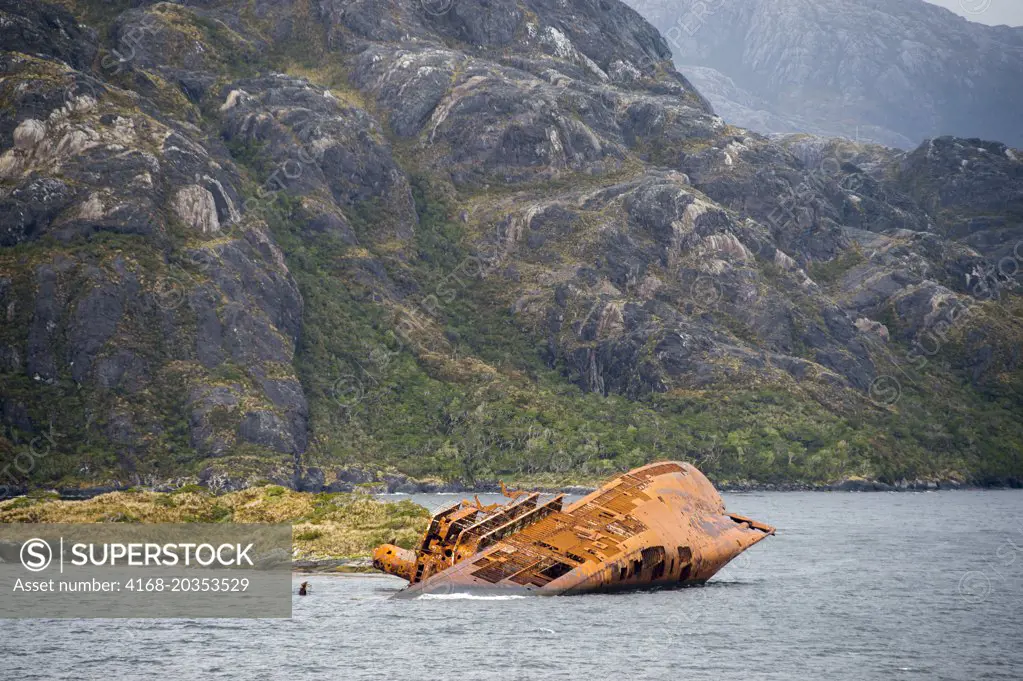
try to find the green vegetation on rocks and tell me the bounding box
[0,0,1021,495]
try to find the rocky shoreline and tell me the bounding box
[292,558,375,573]
[2,472,1020,501]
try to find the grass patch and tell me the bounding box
[0,487,432,560]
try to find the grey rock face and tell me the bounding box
[26,262,67,382]
[0,0,97,70]
[0,177,76,247]
[342,0,714,188]
[893,137,1023,259]
[0,1,310,481]
[238,410,305,455]
[218,75,417,247]
[474,168,882,397]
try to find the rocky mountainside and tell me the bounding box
[0,0,1021,494]
[626,0,1023,148]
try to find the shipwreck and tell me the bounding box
[373,461,774,597]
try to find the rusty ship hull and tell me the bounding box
[373,461,774,598]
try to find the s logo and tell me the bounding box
[20,538,53,572]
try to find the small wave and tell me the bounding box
[418,593,526,601]
[179,622,249,631]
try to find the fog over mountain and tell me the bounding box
[924,0,1023,27]
[628,0,1023,148]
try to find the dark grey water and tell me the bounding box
[3,491,1022,680]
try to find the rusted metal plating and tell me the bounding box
[373,462,774,597]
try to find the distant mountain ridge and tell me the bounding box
[627,0,1023,147]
